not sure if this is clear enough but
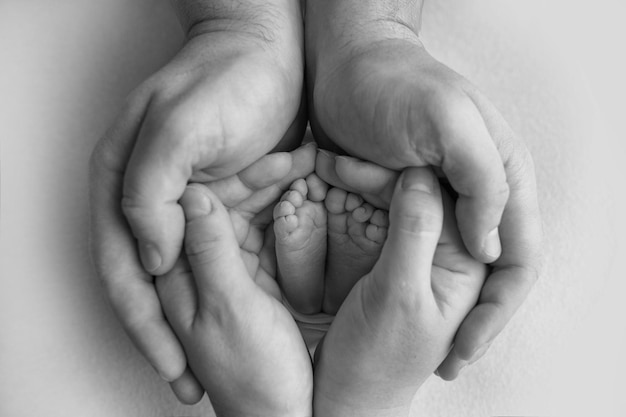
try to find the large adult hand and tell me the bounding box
[306,3,542,378]
[89,4,305,401]
[313,167,487,416]
[155,184,313,416]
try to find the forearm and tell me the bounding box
[170,0,303,40]
[305,0,425,35]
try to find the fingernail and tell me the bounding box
[185,186,213,217]
[483,228,502,259]
[401,168,433,193]
[156,367,175,382]
[470,343,490,364]
[317,149,334,158]
[140,243,162,273]
[457,361,469,376]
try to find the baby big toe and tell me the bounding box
[365,223,387,244]
[304,173,329,202]
[274,199,297,220]
[325,187,349,214]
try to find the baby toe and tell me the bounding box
[305,173,329,202]
[344,193,364,212]
[370,209,389,227]
[325,187,348,214]
[274,213,299,236]
[352,203,375,223]
[274,200,297,219]
[281,189,305,208]
[289,178,308,196]
[366,224,387,244]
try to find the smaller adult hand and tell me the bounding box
[156,184,313,416]
[313,166,487,416]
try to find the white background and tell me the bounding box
[1,0,625,416]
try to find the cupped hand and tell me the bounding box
[309,37,542,379]
[312,164,487,416]
[157,144,316,409]
[89,22,305,400]
[156,183,312,416]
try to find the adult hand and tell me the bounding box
[312,166,487,416]
[155,183,313,416]
[89,7,305,401]
[307,17,543,378]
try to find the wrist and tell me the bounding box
[305,0,424,75]
[314,393,410,417]
[214,403,311,417]
[171,0,303,42]
[305,0,424,37]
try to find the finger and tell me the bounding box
[90,95,187,383]
[334,155,398,209]
[169,367,205,405]
[155,257,197,331]
[180,185,253,311]
[202,152,294,208]
[438,96,510,263]
[236,142,318,213]
[436,92,543,380]
[435,263,536,380]
[315,150,398,209]
[372,167,443,296]
[154,253,205,404]
[121,106,202,275]
[315,149,355,190]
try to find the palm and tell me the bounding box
[141,32,306,182]
[312,38,477,171]
[201,144,316,297]
[157,145,317,414]
[312,163,487,411]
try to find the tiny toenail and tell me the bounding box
[470,343,490,363]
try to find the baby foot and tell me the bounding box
[273,174,329,314]
[323,188,388,314]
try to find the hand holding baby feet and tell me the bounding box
[272,168,390,317]
[90,0,306,399]
[156,185,312,417]
[306,0,542,378]
[313,168,487,417]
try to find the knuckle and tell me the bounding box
[185,234,223,266]
[120,195,149,220]
[396,201,442,235]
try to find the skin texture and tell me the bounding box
[155,145,318,415]
[89,0,305,402]
[311,156,487,416]
[306,0,542,379]
[90,0,542,406]
[156,148,487,416]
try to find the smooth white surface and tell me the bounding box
[1,1,625,416]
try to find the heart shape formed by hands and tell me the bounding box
[156,142,488,415]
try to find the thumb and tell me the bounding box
[180,184,252,311]
[372,167,443,297]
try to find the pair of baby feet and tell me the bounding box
[273,171,389,317]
